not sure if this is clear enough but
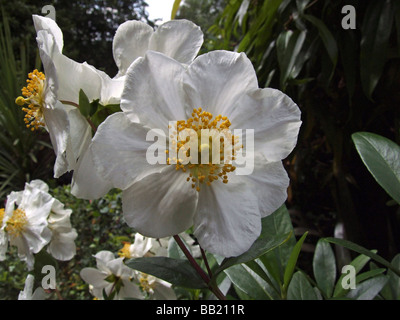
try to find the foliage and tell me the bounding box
[208,0,400,259]
[0,0,152,76]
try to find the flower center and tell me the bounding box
[15,69,46,131]
[168,108,242,192]
[139,273,155,293]
[0,208,4,225]
[118,242,132,259]
[5,208,28,238]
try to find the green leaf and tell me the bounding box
[283,232,308,290]
[214,231,291,278]
[224,263,277,300]
[276,30,307,90]
[33,249,59,287]
[352,132,400,204]
[312,239,336,298]
[78,89,90,118]
[287,271,318,300]
[171,0,182,20]
[303,14,337,66]
[125,256,207,289]
[346,275,388,300]
[259,205,296,285]
[360,0,394,99]
[380,254,400,299]
[333,250,376,297]
[324,237,400,278]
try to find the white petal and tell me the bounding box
[36,30,58,108]
[230,88,302,162]
[91,112,165,190]
[112,20,153,77]
[80,268,108,288]
[42,104,70,178]
[121,51,187,128]
[122,166,198,238]
[149,19,203,65]
[193,180,261,257]
[184,51,258,116]
[71,147,114,200]
[32,15,64,52]
[231,153,290,217]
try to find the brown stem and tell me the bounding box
[173,235,226,300]
[200,247,213,279]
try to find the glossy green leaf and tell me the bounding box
[352,132,400,204]
[259,205,296,285]
[224,263,277,300]
[333,250,376,297]
[214,231,291,277]
[312,239,336,298]
[125,256,207,289]
[276,30,307,90]
[346,275,388,300]
[283,232,308,290]
[303,14,338,67]
[380,254,400,299]
[325,237,400,277]
[287,271,318,300]
[360,0,394,99]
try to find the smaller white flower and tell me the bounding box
[1,185,54,270]
[80,250,143,300]
[18,274,47,300]
[136,272,177,300]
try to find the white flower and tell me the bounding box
[89,50,301,257]
[118,233,153,259]
[136,272,177,300]
[118,233,177,300]
[0,183,54,270]
[18,274,47,300]
[80,251,142,300]
[15,30,92,179]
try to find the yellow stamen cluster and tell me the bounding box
[0,208,4,225]
[139,273,155,293]
[118,242,132,259]
[15,69,46,131]
[167,108,242,192]
[5,208,28,238]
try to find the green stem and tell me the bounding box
[173,235,226,300]
[59,99,97,132]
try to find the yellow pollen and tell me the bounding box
[0,208,4,225]
[5,208,28,238]
[118,242,132,258]
[168,108,242,192]
[16,69,46,131]
[139,273,155,293]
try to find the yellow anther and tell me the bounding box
[5,208,28,238]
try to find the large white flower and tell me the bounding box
[89,50,301,257]
[80,251,142,300]
[0,183,54,270]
